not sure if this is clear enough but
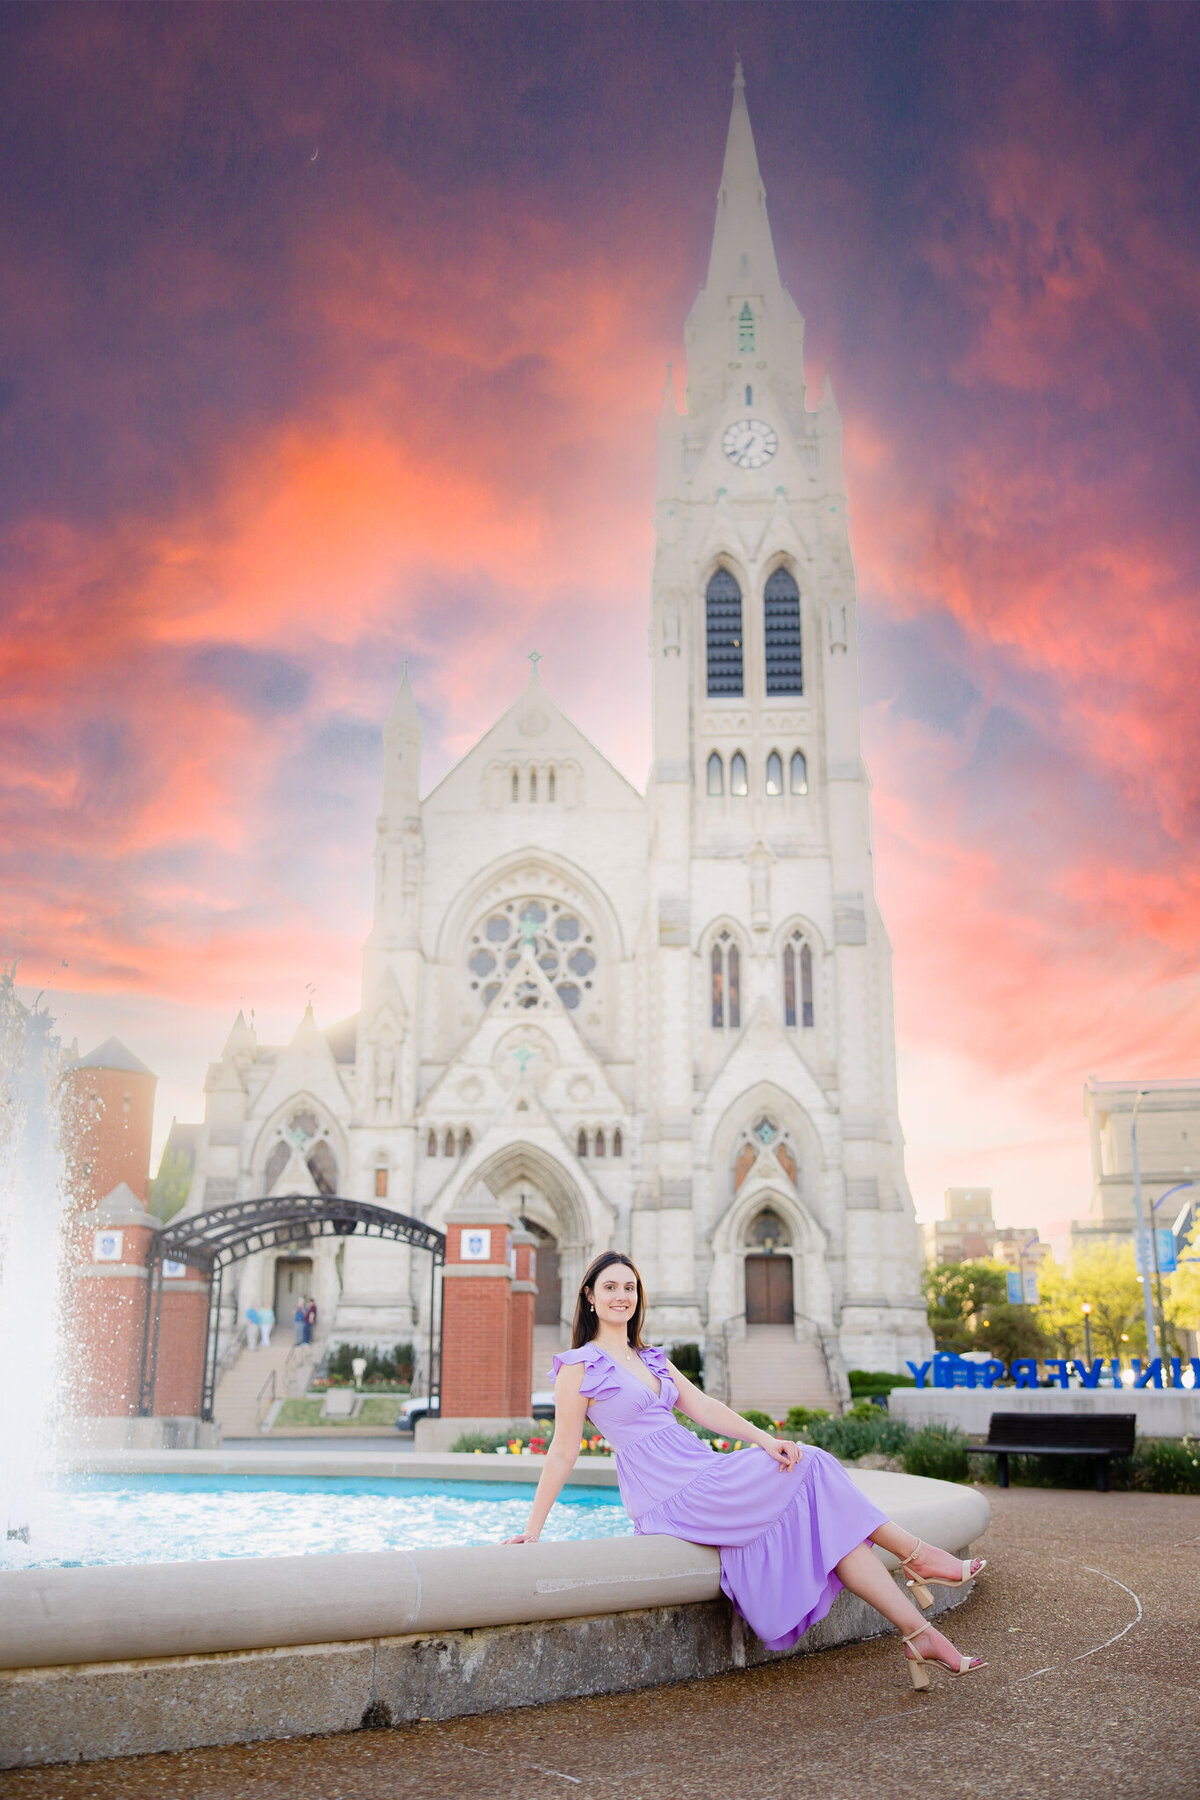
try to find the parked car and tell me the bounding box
[394,1390,557,1431]
[395,1395,439,1431]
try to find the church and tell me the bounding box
[182,67,932,1411]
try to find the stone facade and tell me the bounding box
[1075,1076,1200,1259]
[182,68,931,1402]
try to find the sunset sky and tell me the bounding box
[4,2,1199,1241]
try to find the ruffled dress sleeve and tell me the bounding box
[638,1344,678,1402]
[547,1344,622,1403]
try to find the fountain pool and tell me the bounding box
[0,1474,632,1570]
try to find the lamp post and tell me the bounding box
[1129,1091,1160,1358]
[1082,1302,1092,1364]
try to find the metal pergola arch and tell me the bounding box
[138,1193,445,1421]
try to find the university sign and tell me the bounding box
[907,1352,1200,1391]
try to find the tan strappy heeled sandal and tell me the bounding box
[902,1628,987,1690]
[898,1537,987,1610]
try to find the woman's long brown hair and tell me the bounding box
[571,1251,647,1349]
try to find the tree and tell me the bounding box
[1035,1257,1086,1358]
[923,1262,1008,1352]
[1044,1242,1147,1360]
[149,1146,192,1223]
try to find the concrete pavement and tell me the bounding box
[4,1486,1197,1800]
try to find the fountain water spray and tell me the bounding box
[0,970,70,1544]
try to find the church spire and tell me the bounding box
[704,58,782,304]
[682,61,803,420]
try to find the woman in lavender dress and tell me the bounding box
[505,1252,986,1689]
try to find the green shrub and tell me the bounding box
[671,1342,704,1390]
[784,1406,831,1435]
[739,1408,777,1434]
[902,1425,969,1483]
[1132,1435,1200,1494]
[324,1341,414,1386]
[848,1368,916,1396]
[803,1412,912,1460]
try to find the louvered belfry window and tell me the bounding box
[706,570,744,696]
[764,568,803,695]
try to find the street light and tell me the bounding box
[1129,1092,1160,1358]
[1081,1302,1092,1364]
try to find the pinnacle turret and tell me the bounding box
[383,660,422,812]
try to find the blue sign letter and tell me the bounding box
[906,1360,932,1390]
[1072,1359,1103,1389]
[1009,1357,1039,1390]
[1044,1359,1070,1389]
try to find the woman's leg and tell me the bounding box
[833,1542,978,1670]
[869,1520,984,1584]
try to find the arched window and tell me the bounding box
[783,932,815,1029]
[764,568,803,696]
[613,1127,623,1158]
[790,750,808,795]
[511,768,519,802]
[427,1130,437,1158]
[711,929,741,1029]
[443,1128,456,1157]
[595,1129,606,1158]
[706,570,743,697]
[529,769,538,803]
[461,1128,472,1157]
[374,1165,388,1199]
[738,302,755,354]
[577,1127,588,1159]
[730,751,748,797]
[264,1142,289,1191]
[744,383,753,406]
[766,751,783,796]
[707,752,724,796]
[307,1140,338,1196]
[548,767,556,802]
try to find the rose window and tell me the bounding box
[467,900,596,1010]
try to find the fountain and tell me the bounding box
[0,971,70,1546]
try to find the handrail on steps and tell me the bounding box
[253,1368,277,1429]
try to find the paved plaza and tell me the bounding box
[5,1487,1197,1800]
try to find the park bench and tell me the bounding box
[968,1411,1137,1492]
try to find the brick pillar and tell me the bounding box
[440,1188,514,1419]
[71,1182,156,1417]
[154,1266,212,1416]
[507,1228,538,1417]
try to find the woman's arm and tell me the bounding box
[502,1362,589,1543]
[668,1364,801,1470]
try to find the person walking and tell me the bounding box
[303,1296,317,1345]
[245,1305,260,1352]
[293,1302,307,1347]
[504,1252,987,1688]
[259,1303,275,1348]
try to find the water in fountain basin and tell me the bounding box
[0,972,70,1542]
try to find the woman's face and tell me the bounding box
[588,1263,639,1329]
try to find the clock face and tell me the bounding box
[722,417,778,470]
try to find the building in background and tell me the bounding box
[1075,1077,1200,1260]
[922,1188,1047,1273]
[178,66,932,1408]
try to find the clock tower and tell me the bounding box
[641,60,928,1389]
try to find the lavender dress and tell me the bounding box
[552,1342,887,1652]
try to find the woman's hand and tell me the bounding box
[502,1532,541,1544]
[761,1437,803,1473]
